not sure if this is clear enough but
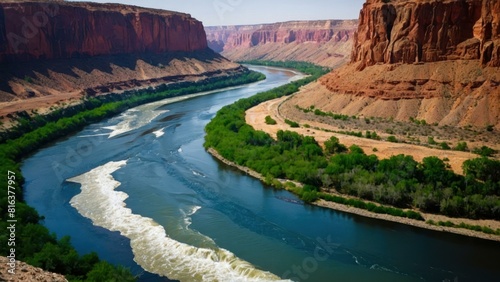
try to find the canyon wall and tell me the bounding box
[0,1,244,118]
[0,1,208,63]
[310,0,500,128]
[351,0,500,70]
[205,20,358,68]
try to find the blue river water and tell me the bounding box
[22,66,500,281]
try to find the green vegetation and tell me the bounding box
[472,146,497,157]
[295,105,351,121]
[365,131,381,140]
[427,220,500,236]
[409,117,427,126]
[319,193,424,220]
[387,135,398,143]
[1,70,265,143]
[239,60,331,77]
[205,63,500,222]
[454,141,469,152]
[0,70,266,280]
[24,75,33,83]
[265,115,277,125]
[440,142,450,150]
[324,136,347,155]
[284,119,300,128]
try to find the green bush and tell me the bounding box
[265,115,277,125]
[472,146,497,157]
[285,119,299,128]
[440,142,450,150]
[454,141,468,152]
[387,135,398,143]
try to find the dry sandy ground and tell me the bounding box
[246,96,479,174]
[0,257,67,281]
[243,95,500,240]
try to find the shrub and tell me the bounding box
[285,119,299,128]
[24,75,34,83]
[440,142,450,150]
[454,141,468,152]
[265,115,277,125]
[472,146,497,157]
[387,135,398,143]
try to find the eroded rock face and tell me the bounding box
[205,20,358,67]
[351,0,500,69]
[316,0,500,128]
[0,257,67,282]
[0,1,208,63]
[0,0,244,116]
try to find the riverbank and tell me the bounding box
[207,148,500,242]
[0,69,266,281]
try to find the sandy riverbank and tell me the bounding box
[207,148,500,242]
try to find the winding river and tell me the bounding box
[22,66,500,281]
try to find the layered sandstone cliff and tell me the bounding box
[205,20,358,68]
[351,0,500,69]
[0,1,243,118]
[310,0,500,128]
[0,0,207,63]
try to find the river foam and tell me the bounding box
[68,161,289,282]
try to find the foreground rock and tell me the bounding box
[305,0,500,129]
[0,257,67,282]
[205,20,358,68]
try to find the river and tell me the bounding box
[22,66,500,282]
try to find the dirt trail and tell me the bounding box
[246,96,479,174]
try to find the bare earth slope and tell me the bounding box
[0,257,67,281]
[0,1,244,119]
[205,20,358,68]
[290,0,500,129]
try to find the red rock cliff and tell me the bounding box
[315,0,500,128]
[0,1,208,63]
[351,0,500,69]
[205,20,358,67]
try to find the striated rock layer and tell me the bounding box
[313,0,500,129]
[205,20,358,68]
[0,1,244,117]
[351,0,500,69]
[0,0,207,63]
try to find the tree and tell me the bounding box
[324,136,347,154]
[463,157,500,183]
[85,262,136,282]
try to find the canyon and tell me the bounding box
[205,20,358,68]
[288,0,500,129]
[0,1,244,119]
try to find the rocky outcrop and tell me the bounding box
[0,1,207,63]
[314,0,500,129]
[0,257,67,282]
[351,0,500,69]
[205,20,358,67]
